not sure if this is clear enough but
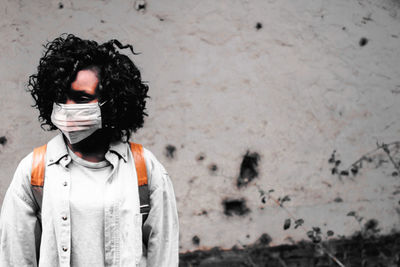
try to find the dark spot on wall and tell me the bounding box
[342,26,346,30]
[246,234,250,238]
[100,20,105,23]
[322,181,332,187]
[392,171,398,177]
[223,198,250,216]
[58,2,64,9]
[197,209,208,216]
[278,195,291,205]
[254,233,272,246]
[334,197,343,202]
[362,16,372,24]
[283,218,291,230]
[391,88,400,94]
[255,22,263,30]
[359,37,368,47]
[237,151,260,188]
[188,176,198,184]
[134,0,146,11]
[0,136,7,145]
[328,150,336,163]
[208,163,218,173]
[196,153,205,161]
[165,144,176,159]
[294,219,304,229]
[192,235,200,246]
[363,219,380,235]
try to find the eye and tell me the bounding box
[76,97,91,103]
[73,95,96,103]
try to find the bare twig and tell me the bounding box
[348,141,400,172]
[377,142,400,173]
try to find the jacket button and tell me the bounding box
[62,216,67,220]
[62,247,68,252]
[63,181,68,186]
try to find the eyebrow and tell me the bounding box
[67,89,97,99]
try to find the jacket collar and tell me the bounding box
[46,133,129,166]
[108,139,129,162]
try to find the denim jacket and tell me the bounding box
[0,134,179,267]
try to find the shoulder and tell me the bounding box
[12,151,34,189]
[7,151,36,207]
[142,147,172,191]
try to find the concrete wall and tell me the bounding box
[0,0,399,253]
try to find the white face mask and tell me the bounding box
[50,102,103,144]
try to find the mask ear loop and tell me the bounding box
[99,101,114,129]
[99,100,108,107]
[98,100,108,124]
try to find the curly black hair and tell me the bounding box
[28,33,149,142]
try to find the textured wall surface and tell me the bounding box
[0,0,399,253]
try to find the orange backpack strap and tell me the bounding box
[130,142,150,222]
[31,144,47,187]
[31,144,47,214]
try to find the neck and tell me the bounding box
[65,129,112,163]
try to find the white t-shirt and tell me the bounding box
[67,147,113,267]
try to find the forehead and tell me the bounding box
[70,69,99,95]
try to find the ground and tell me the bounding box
[179,233,400,267]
